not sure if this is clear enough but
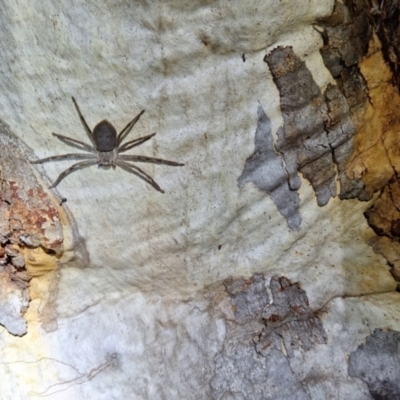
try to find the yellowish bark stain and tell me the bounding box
[346,34,400,193]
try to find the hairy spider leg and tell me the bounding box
[117,160,165,193]
[118,154,184,166]
[50,160,98,188]
[31,153,97,164]
[71,96,96,147]
[117,110,145,146]
[52,132,96,153]
[118,132,157,153]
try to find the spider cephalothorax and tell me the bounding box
[31,97,184,193]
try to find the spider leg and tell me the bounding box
[31,153,97,164]
[71,96,96,147]
[118,133,157,153]
[49,160,98,188]
[117,160,165,193]
[117,110,145,146]
[52,133,96,153]
[118,154,184,166]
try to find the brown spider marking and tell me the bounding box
[31,97,184,193]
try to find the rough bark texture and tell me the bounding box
[317,0,371,113]
[264,46,337,207]
[0,122,63,335]
[263,45,366,207]
[211,275,326,399]
[365,0,400,91]
[317,0,373,201]
[365,175,400,284]
[1,0,400,398]
[349,329,400,399]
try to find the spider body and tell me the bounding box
[97,149,117,167]
[31,97,184,192]
[92,120,119,167]
[93,120,117,152]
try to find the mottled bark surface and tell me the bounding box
[365,176,400,283]
[317,0,373,201]
[365,0,400,90]
[323,84,366,199]
[317,1,400,291]
[318,0,371,113]
[211,275,326,399]
[1,0,400,398]
[349,329,400,399]
[263,46,365,207]
[0,121,63,335]
[257,276,326,358]
[265,46,336,207]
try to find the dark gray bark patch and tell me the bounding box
[323,84,366,200]
[211,274,326,399]
[349,329,400,399]
[318,0,370,76]
[257,276,327,358]
[224,273,270,324]
[238,106,302,230]
[316,0,371,200]
[365,0,400,90]
[211,346,310,400]
[261,45,367,206]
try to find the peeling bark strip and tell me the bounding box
[256,276,327,359]
[317,0,371,113]
[349,329,400,399]
[238,106,302,230]
[264,46,365,206]
[365,175,400,283]
[365,0,400,90]
[364,175,400,240]
[321,1,400,281]
[0,131,63,253]
[211,274,326,399]
[323,84,366,199]
[0,121,63,335]
[316,0,373,201]
[224,275,327,355]
[265,46,336,207]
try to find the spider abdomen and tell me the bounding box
[93,120,117,152]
